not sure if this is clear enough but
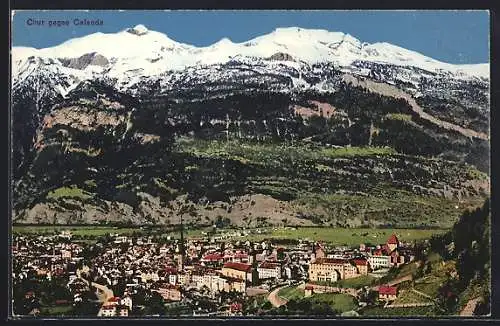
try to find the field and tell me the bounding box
[12,225,205,239]
[310,275,377,289]
[12,225,446,248]
[312,293,358,313]
[278,285,305,301]
[12,225,142,237]
[331,275,377,288]
[238,227,447,246]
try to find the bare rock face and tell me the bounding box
[16,200,149,225]
[12,192,315,227]
[59,52,109,70]
[267,52,295,62]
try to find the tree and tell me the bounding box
[145,292,165,316]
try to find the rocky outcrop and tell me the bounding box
[267,52,295,62]
[59,52,109,70]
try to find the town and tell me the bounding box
[12,227,421,317]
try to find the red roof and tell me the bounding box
[108,297,121,302]
[352,258,368,266]
[378,285,397,295]
[305,285,314,290]
[259,262,280,269]
[387,234,399,244]
[223,262,252,272]
[167,267,178,273]
[233,253,249,259]
[157,284,180,290]
[230,303,243,312]
[313,258,348,265]
[202,253,224,261]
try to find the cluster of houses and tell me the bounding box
[99,295,133,317]
[308,233,415,282]
[12,234,84,283]
[13,230,416,316]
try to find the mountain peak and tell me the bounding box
[127,24,149,36]
[214,37,233,46]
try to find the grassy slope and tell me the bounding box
[331,275,377,289]
[281,289,357,313]
[46,186,93,200]
[393,290,432,305]
[278,286,304,301]
[312,293,358,313]
[173,138,487,229]
[361,305,435,317]
[21,138,486,228]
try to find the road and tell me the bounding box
[246,286,269,297]
[268,285,289,308]
[385,302,434,308]
[76,267,115,316]
[460,297,482,316]
[93,282,114,302]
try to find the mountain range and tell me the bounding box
[11,25,490,227]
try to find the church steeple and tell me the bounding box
[250,246,257,268]
[175,213,185,270]
[179,213,185,254]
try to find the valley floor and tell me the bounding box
[12,225,447,247]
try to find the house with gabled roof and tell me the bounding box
[378,285,398,301]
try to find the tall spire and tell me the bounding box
[180,213,185,257]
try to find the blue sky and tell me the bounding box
[11,10,489,64]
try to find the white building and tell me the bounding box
[114,236,128,244]
[367,255,391,270]
[121,296,133,311]
[257,262,281,280]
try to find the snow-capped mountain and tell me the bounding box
[11,25,491,227]
[12,24,489,97]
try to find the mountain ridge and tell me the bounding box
[12,25,489,80]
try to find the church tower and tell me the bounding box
[174,214,185,271]
[386,234,400,253]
